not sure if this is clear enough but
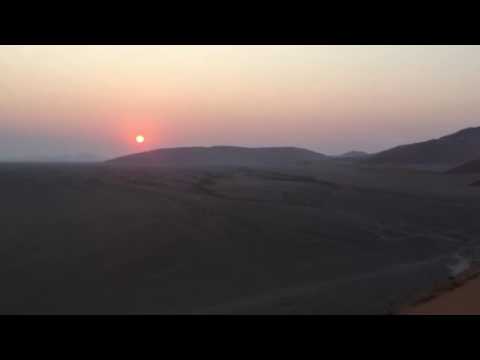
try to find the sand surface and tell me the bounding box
[400,269,480,314]
[1,161,479,314]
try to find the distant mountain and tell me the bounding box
[107,146,327,167]
[446,158,480,174]
[368,127,480,167]
[18,153,101,162]
[337,151,370,159]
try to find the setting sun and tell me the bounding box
[136,135,145,144]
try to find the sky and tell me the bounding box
[1,45,480,160]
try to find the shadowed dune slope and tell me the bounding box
[447,158,480,174]
[1,162,480,313]
[368,127,480,166]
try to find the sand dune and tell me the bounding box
[447,158,480,174]
[368,127,480,167]
[107,146,327,167]
[399,268,480,315]
[1,161,479,313]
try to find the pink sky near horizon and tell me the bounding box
[1,45,480,160]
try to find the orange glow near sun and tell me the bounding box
[136,135,145,143]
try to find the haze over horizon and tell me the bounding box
[2,45,480,161]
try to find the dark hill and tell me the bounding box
[368,127,480,166]
[107,146,327,167]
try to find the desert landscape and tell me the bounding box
[3,45,480,315]
[1,126,479,314]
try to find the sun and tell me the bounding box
[136,135,145,144]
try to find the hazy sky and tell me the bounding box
[1,45,480,160]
